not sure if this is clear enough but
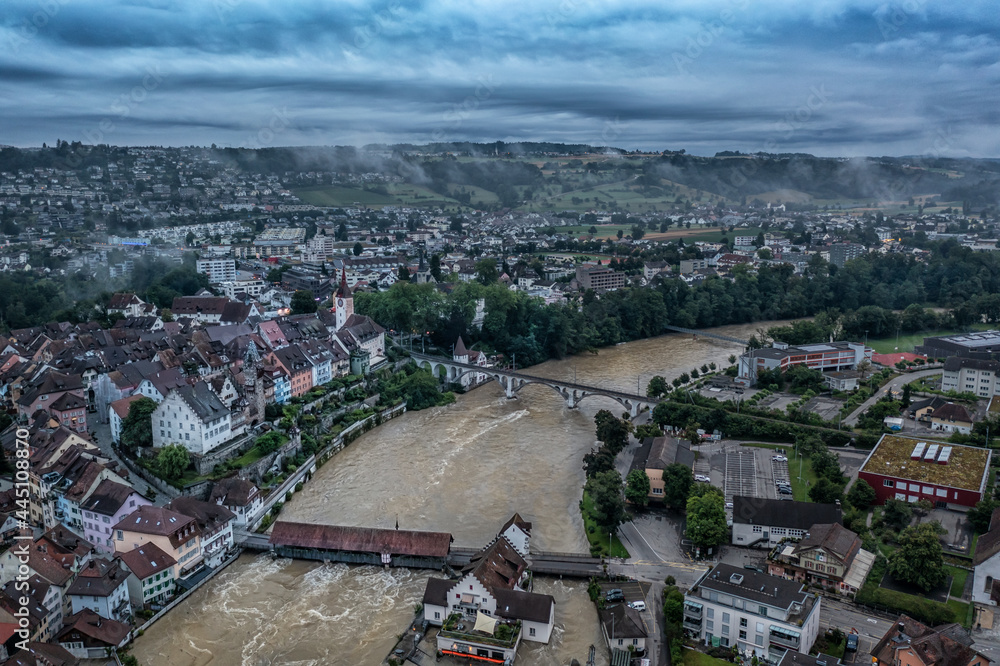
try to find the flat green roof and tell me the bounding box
[861,434,990,492]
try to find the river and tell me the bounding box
[134,321,789,666]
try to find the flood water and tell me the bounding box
[134,322,791,666]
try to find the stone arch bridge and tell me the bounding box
[410,353,659,417]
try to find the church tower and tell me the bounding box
[335,267,354,331]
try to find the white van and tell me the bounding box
[628,601,647,612]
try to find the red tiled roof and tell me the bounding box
[269,521,451,558]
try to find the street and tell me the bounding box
[843,368,942,426]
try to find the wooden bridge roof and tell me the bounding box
[269,521,452,558]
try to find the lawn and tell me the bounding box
[581,490,630,558]
[947,566,969,598]
[946,598,973,628]
[294,185,396,206]
[683,649,734,666]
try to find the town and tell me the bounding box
[0,143,1000,666]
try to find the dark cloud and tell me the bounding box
[0,0,996,156]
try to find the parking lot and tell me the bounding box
[724,450,760,505]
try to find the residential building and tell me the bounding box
[822,370,860,392]
[942,357,1000,398]
[195,258,236,284]
[575,264,626,291]
[47,393,88,434]
[422,519,556,660]
[827,243,865,268]
[113,505,203,581]
[106,293,149,319]
[65,558,131,623]
[165,497,235,569]
[928,403,974,435]
[17,371,86,420]
[210,477,264,528]
[267,345,314,398]
[151,381,232,455]
[3,641,80,665]
[118,543,176,608]
[731,497,842,549]
[682,563,821,664]
[737,341,872,388]
[858,435,991,508]
[907,396,950,422]
[79,480,150,554]
[679,259,707,275]
[56,609,130,660]
[495,513,531,558]
[629,436,694,504]
[108,395,147,445]
[871,615,989,666]
[598,603,647,658]
[767,523,875,595]
[972,507,1000,608]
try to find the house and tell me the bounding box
[768,523,876,595]
[118,543,176,608]
[1,576,61,643]
[267,345,314,398]
[108,395,148,445]
[942,357,1000,398]
[56,609,130,660]
[731,496,842,548]
[16,371,86,420]
[737,341,871,388]
[151,381,232,455]
[79,480,151,554]
[106,293,148,319]
[908,397,950,422]
[65,558,131,623]
[113,505,203,581]
[496,513,531,558]
[452,336,489,388]
[870,615,990,666]
[823,370,860,392]
[972,508,1000,607]
[210,477,263,528]
[928,403,974,435]
[858,435,991,508]
[3,641,80,666]
[629,436,695,504]
[682,563,821,663]
[598,603,647,658]
[422,527,556,660]
[46,393,88,434]
[165,497,235,569]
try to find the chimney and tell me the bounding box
[774,587,778,597]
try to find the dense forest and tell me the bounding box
[357,240,1000,367]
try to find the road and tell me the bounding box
[843,368,942,426]
[89,418,166,504]
[818,597,896,660]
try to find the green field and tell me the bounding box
[867,324,993,354]
[683,649,733,666]
[295,185,396,206]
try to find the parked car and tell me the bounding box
[694,474,711,483]
[846,633,858,652]
[628,601,647,612]
[605,589,624,602]
[725,502,734,509]
[778,486,793,495]
[772,455,788,462]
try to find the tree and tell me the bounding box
[888,522,947,592]
[156,444,190,480]
[119,397,158,453]
[882,498,913,530]
[682,422,702,447]
[353,241,363,256]
[430,254,442,281]
[586,470,627,534]
[625,469,651,506]
[475,259,498,285]
[686,490,727,550]
[901,383,912,408]
[185,231,196,246]
[811,448,845,484]
[397,265,411,282]
[846,479,877,511]
[968,498,999,533]
[646,375,668,398]
[661,463,693,508]
[594,410,631,454]
[160,308,174,322]
[808,477,844,504]
[255,431,286,455]
[290,290,317,315]
[634,423,663,440]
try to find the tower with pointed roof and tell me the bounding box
[335,267,354,331]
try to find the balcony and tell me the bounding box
[683,618,703,633]
[684,602,703,619]
[440,614,521,649]
[769,627,801,649]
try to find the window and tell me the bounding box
[740,618,747,628]
[722,613,730,624]
[652,488,663,495]
[936,488,947,497]
[434,611,441,620]
[722,625,729,636]
[986,576,994,593]
[740,630,747,640]
[529,627,536,637]
[755,635,764,646]
[706,621,714,632]
[883,479,894,487]
[752,525,762,533]
[706,608,714,619]
[756,622,764,633]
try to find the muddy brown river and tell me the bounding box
[134,322,788,666]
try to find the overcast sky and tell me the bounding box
[1,0,997,156]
